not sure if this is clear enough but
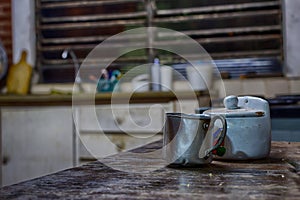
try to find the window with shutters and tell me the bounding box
[36,0,283,83]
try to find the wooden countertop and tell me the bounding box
[0,91,207,106]
[0,141,299,199]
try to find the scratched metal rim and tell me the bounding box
[166,113,211,120]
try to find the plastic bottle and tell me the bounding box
[151,58,161,91]
[6,50,32,95]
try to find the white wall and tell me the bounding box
[282,0,300,77]
[12,0,35,66]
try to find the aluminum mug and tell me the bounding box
[163,113,227,166]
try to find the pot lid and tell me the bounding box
[204,96,265,118]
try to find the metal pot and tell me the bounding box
[203,95,271,160]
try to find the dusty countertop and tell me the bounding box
[0,91,207,106]
[0,141,299,199]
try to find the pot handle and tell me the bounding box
[202,115,227,160]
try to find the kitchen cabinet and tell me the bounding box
[0,103,174,185]
[1,107,73,186]
[78,103,173,162]
[1,104,165,185]
[79,103,172,132]
[0,91,209,186]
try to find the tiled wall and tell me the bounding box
[0,0,12,65]
[215,78,300,98]
[168,77,300,99]
[30,77,300,99]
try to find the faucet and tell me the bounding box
[62,48,84,92]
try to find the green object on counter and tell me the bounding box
[50,89,72,95]
[97,70,121,92]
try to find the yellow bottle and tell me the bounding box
[6,50,32,95]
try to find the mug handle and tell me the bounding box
[202,115,227,160]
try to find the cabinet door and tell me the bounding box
[77,103,172,163]
[79,103,173,132]
[79,132,162,164]
[1,107,73,186]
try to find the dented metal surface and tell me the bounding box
[163,113,227,166]
[204,96,272,160]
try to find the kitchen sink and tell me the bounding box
[269,95,300,142]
